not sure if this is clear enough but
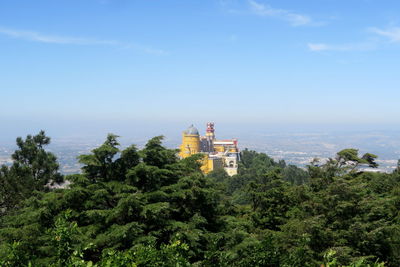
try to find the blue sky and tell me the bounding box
[1,0,400,139]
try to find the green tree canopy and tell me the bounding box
[0,130,63,214]
[0,134,396,266]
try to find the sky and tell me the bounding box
[1,0,400,141]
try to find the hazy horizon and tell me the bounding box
[2,119,400,143]
[2,120,400,174]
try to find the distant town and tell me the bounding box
[1,129,399,174]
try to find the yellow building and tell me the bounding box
[179,125,201,158]
[179,123,239,176]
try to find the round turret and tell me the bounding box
[179,124,201,158]
[185,124,199,135]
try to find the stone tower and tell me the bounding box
[179,124,201,158]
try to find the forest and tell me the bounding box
[1,131,399,266]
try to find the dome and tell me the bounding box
[185,124,199,135]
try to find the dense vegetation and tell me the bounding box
[1,131,399,266]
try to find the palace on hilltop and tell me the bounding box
[179,123,239,176]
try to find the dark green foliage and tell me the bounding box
[309,149,379,179]
[222,149,308,204]
[247,168,291,229]
[141,136,178,168]
[283,164,309,185]
[78,134,121,182]
[51,210,80,266]
[0,134,395,266]
[0,131,63,215]
[0,134,223,265]
[99,241,190,266]
[12,130,63,187]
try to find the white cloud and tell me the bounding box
[308,43,329,51]
[0,26,167,55]
[309,26,400,53]
[0,27,114,45]
[369,27,400,43]
[248,0,311,26]
[307,42,376,52]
